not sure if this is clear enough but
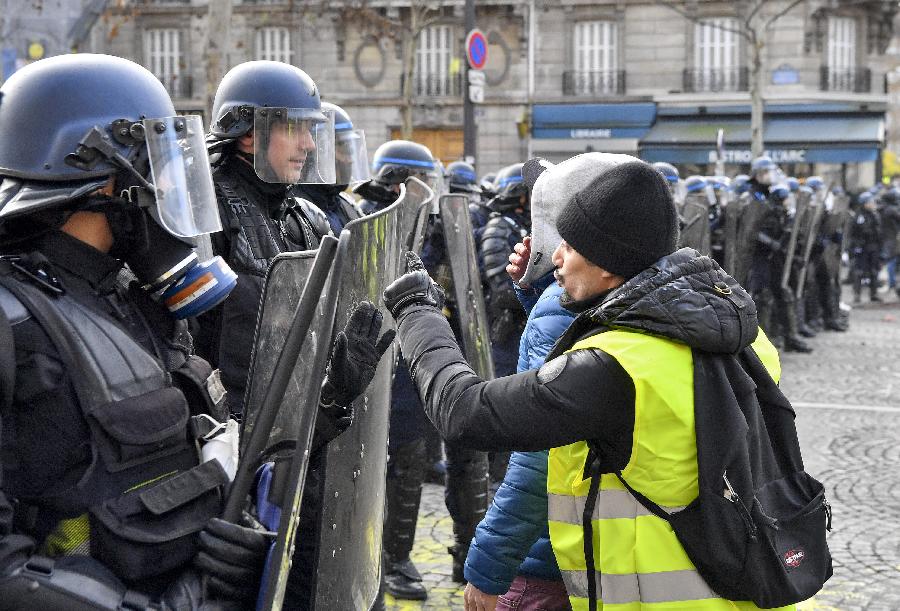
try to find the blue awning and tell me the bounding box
[532,103,656,139]
[640,114,884,165]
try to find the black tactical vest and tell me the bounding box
[0,265,228,581]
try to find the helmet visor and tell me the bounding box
[335,128,370,186]
[253,107,336,184]
[144,115,222,238]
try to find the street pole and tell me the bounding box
[464,0,476,168]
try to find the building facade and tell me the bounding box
[4,0,897,188]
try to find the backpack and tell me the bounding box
[584,346,832,609]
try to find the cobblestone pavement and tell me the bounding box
[386,289,900,611]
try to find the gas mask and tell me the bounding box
[68,115,237,319]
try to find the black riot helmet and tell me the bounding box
[446,161,481,194]
[322,101,369,186]
[0,54,236,319]
[209,61,336,185]
[371,140,442,192]
[490,162,528,212]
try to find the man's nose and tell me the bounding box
[299,129,315,151]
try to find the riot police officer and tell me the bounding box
[652,161,683,203]
[201,60,338,418]
[202,61,392,610]
[746,168,812,352]
[848,191,883,303]
[356,140,443,215]
[0,53,266,610]
[447,161,491,237]
[292,102,367,233]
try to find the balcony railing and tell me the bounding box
[401,73,463,97]
[682,67,749,93]
[562,70,626,96]
[157,74,193,99]
[819,66,871,93]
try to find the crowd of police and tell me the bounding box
[655,158,900,356]
[0,51,875,610]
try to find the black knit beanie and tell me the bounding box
[555,161,679,279]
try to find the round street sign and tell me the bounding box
[466,29,487,71]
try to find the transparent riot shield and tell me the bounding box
[439,194,495,380]
[780,194,809,292]
[822,192,850,286]
[311,176,433,611]
[732,194,766,286]
[679,195,711,255]
[796,191,825,299]
[723,195,741,279]
[404,176,434,253]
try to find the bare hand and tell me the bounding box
[464,582,500,611]
[506,236,531,287]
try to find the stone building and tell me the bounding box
[6,0,897,188]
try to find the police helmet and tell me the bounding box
[652,162,680,183]
[708,176,730,192]
[371,140,442,191]
[684,175,708,193]
[490,163,527,212]
[447,161,481,194]
[322,101,369,186]
[881,187,900,206]
[0,54,217,238]
[751,156,777,174]
[805,176,824,191]
[209,61,335,184]
[770,183,791,201]
[786,177,800,193]
[857,191,874,206]
[731,174,751,194]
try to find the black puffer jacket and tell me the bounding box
[395,248,760,453]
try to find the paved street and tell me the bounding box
[386,288,900,611]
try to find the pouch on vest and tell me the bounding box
[608,347,832,608]
[89,460,227,583]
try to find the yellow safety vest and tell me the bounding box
[547,328,793,611]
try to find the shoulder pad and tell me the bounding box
[337,192,364,220]
[292,197,333,238]
[0,285,29,325]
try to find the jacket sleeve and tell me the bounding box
[464,450,549,594]
[396,305,635,453]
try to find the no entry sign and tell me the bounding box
[466,29,487,71]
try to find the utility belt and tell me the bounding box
[0,263,229,585]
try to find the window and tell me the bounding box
[256,27,292,63]
[572,21,618,94]
[827,16,856,90]
[144,28,185,96]
[415,24,456,96]
[693,18,740,91]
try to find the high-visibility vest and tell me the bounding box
[547,328,793,611]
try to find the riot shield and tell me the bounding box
[679,195,711,255]
[732,194,766,286]
[779,194,808,291]
[723,195,740,278]
[439,194,495,380]
[311,176,432,611]
[404,176,434,253]
[796,191,825,299]
[822,192,850,286]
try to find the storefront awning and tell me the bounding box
[640,114,884,165]
[532,103,656,139]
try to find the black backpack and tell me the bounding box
[583,347,832,609]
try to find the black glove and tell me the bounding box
[192,515,271,607]
[321,301,396,409]
[383,252,446,320]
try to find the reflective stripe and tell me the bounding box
[547,489,686,525]
[560,569,719,605]
[374,156,435,169]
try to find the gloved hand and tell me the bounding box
[321,300,396,409]
[383,252,446,320]
[192,515,271,607]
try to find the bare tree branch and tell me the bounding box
[765,0,807,29]
[650,0,751,40]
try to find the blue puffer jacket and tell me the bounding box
[463,279,575,594]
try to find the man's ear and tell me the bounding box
[237,131,255,154]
